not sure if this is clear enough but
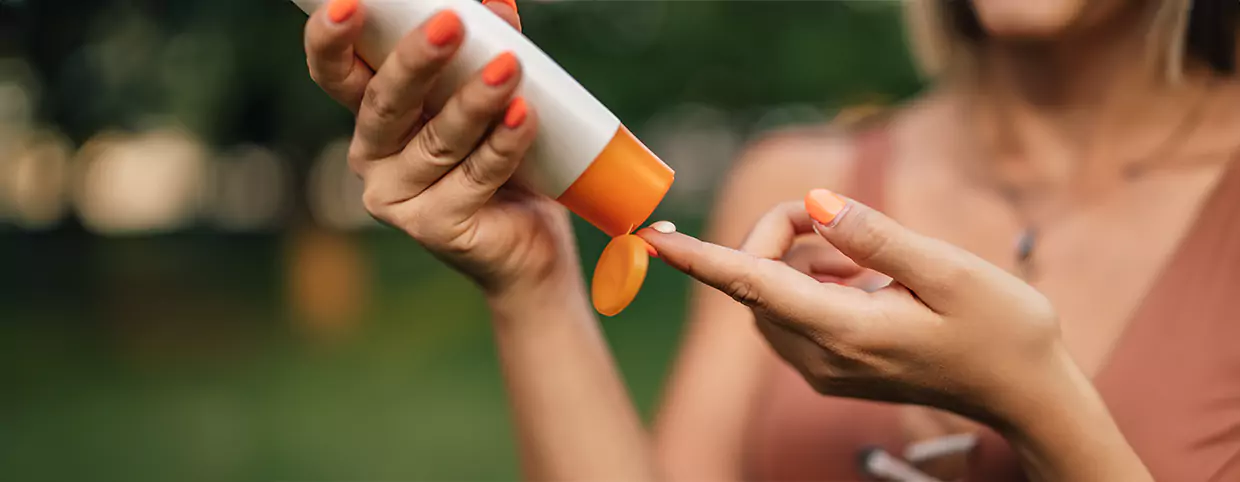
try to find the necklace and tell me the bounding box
[996,80,1218,280]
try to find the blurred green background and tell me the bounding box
[0,1,921,480]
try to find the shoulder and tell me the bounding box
[704,96,953,244]
[719,97,938,203]
[702,124,863,245]
[720,125,858,205]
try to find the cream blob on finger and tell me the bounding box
[650,220,677,234]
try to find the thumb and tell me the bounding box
[804,189,973,309]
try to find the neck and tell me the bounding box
[962,2,1220,195]
[982,3,1163,116]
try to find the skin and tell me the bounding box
[299,0,1228,479]
[300,0,1170,475]
[307,4,653,480]
[643,200,1150,482]
[659,0,1240,479]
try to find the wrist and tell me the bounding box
[486,264,590,325]
[985,344,1090,436]
[985,345,1149,481]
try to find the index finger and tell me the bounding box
[637,228,872,334]
[353,10,464,159]
[304,0,373,113]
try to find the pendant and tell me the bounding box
[1015,228,1037,279]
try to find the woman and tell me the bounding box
[654,1,1240,480]
[301,0,1237,480]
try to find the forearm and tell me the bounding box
[487,272,656,481]
[993,350,1153,482]
[654,288,769,481]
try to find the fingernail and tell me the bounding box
[643,240,659,258]
[650,220,676,234]
[503,96,528,128]
[483,0,519,13]
[805,188,849,227]
[483,52,519,86]
[327,0,359,24]
[424,10,463,47]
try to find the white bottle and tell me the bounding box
[292,0,674,238]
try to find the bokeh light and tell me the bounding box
[308,138,377,231]
[2,129,73,230]
[75,127,208,235]
[643,103,741,211]
[207,145,290,232]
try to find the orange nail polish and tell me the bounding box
[483,52,519,86]
[424,10,463,47]
[645,243,659,258]
[483,0,519,11]
[504,96,528,128]
[327,0,358,23]
[805,188,849,226]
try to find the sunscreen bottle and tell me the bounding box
[292,0,673,315]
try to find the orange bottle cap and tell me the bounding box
[557,126,675,237]
[591,234,652,316]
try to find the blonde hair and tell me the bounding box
[903,0,1201,82]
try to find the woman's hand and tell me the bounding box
[780,238,890,291]
[639,192,1062,422]
[303,1,580,300]
[638,189,1152,482]
[638,190,1151,481]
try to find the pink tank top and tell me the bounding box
[743,125,1240,481]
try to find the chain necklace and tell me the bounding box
[993,79,1218,281]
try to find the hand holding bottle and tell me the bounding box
[303,0,581,301]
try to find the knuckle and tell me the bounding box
[724,278,759,307]
[360,188,390,217]
[303,30,323,57]
[415,123,455,161]
[307,57,338,85]
[848,210,892,266]
[362,84,404,123]
[457,158,490,188]
[415,219,473,255]
[723,269,765,309]
[439,229,476,256]
[346,144,371,174]
[308,64,326,86]
[403,210,433,240]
